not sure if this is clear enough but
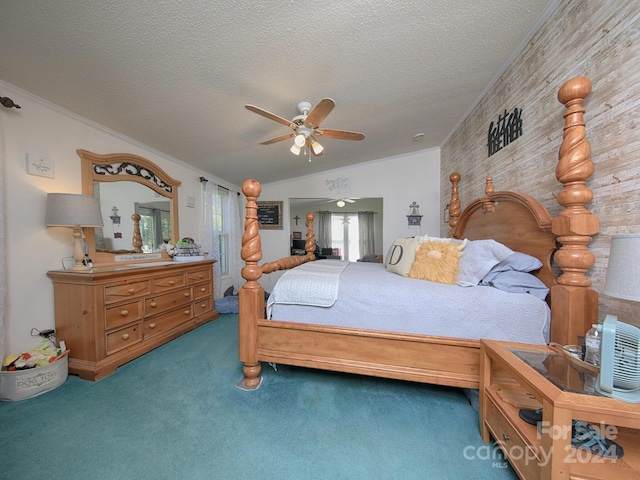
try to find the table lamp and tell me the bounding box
[603,234,640,303]
[45,193,103,271]
[599,234,640,402]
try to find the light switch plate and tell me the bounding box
[26,153,55,178]
[185,195,195,208]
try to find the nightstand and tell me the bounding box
[479,339,640,480]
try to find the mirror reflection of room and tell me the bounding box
[289,198,383,262]
[94,181,171,253]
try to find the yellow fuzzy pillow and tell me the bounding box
[408,240,465,284]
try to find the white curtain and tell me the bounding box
[228,188,243,294]
[316,211,333,249]
[358,211,376,256]
[0,120,5,360]
[200,180,243,298]
[200,179,221,298]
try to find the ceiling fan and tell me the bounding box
[245,99,365,158]
[326,198,357,208]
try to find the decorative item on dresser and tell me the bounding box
[47,260,218,380]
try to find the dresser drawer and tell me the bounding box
[144,305,193,338]
[485,396,541,480]
[106,323,142,355]
[193,281,212,300]
[194,297,213,318]
[104,280,151,304]
[105,300,144,330]
[153,274,186,292]
[145,287,192,317]
[187,268,211,285]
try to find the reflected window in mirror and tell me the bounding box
[136,201,171,252]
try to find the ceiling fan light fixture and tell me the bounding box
[294,134,306,147]
[336,199,346,208]
[290,143,302,155]
[310,138,324,155]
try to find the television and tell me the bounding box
[292,239,306,250]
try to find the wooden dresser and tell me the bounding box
[47,260,219,380]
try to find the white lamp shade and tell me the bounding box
[45,193,103,227]
[294,134,306,147]
[603,234,640,302]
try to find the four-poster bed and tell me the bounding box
[237,76,598,391]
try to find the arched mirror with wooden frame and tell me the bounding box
[78,149,181,266]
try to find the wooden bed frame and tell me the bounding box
[238,76,599,391]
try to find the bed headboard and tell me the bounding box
[450,175,556,289]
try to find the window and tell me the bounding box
[214,186,230,275]
[331,213,360,261]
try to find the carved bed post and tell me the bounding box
[238,179,264,389]
[131,213,143,253]
[481,176,496,213]
[448,172,461,237]
[550,76,599,345]
[304,212,316,255]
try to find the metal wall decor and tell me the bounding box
[487,107,522,157]
[93,162,174,193]
[326,176,351,196]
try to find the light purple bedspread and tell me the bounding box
[267,260,550,345]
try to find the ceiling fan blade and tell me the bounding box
[245,104,295,128]
[316,128,365,141]
[304,98,335,129]
[260,133,294,145]
[344,198,356,203]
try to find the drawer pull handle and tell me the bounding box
[150,302,157,308]
[149,323,156,329]
[184,292,190,297]
[184,310,190,315]
[200,287,206,293]
[128,288,135,294]
[120,310,129,317]
[122,333,130,340]
[502,434,509,442]
[168,280,175,285]
[200,303,206,309]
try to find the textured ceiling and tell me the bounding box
[0,1,555,186]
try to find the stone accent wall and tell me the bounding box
[441,1,640,325]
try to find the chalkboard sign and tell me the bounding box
[257,201,283,230]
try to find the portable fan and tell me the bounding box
[596,315,640,403]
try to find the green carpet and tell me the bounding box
[0,315,517,480]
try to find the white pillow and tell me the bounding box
[457,239,514,286]
[385,237,419,276]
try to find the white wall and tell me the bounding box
[256,148,441,291]
[0,82,236,354]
